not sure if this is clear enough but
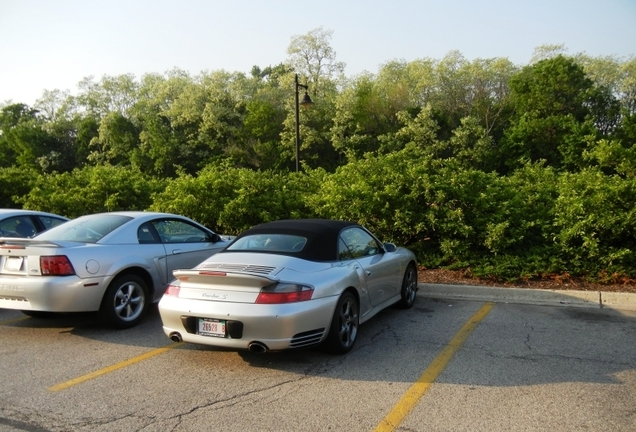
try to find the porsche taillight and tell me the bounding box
[255,284,314,304]
[40,256,75,276]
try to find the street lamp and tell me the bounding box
[294,73,313,172]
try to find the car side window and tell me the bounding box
[339,227,382,260]
[338,238,356,260]
[151,219,210,243]
[0,217,18,236]
[1,216,37,238]
[137,222,160,244]
[37,216,67,231]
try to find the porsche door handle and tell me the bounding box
[171,249,182,255]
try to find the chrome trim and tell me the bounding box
[290,328,325,348]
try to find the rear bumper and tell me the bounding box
[0,275,107,312]
[158,295,338,351]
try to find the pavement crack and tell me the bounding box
[165,376,306,428]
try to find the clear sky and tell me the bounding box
[1,0,635,106]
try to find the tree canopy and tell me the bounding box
[2,32,635,282]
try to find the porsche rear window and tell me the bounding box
[226,234,307,253]
[37,215,132,243]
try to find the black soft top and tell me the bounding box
[223,219,357,262]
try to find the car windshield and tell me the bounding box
[36,215,133,243]
[227,234,307,253]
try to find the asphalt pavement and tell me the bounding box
[418,283,636,311]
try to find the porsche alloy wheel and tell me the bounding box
[325,291,359,354]
[100,274,148,329]
[397,263,418,309]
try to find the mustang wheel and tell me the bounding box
[325,291,359,354]
[100,274,148,329]
[396,263,418,309]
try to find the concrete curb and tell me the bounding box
[418,283,636,311]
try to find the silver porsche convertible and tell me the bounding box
[158,219,418,354]
[0,212,231,328]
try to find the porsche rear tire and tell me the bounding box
[396,263,417,309]
[324,291,359,354]
[100,274,149,329]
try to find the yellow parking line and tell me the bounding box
[49,342,181,392]
[374,302,494,432]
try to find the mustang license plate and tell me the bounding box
[4,257,23,271]
[198,318,226,338]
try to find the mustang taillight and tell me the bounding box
[165,284,181,297]
[40,256,75,276]
[255,284,314,304]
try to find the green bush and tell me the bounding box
[150,163,322,234]
[18,165,167,218]
[553,168,636,280]
[8,143,636,283]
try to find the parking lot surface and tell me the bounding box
[1,287,635,432]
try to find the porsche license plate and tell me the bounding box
[198,318,226,338]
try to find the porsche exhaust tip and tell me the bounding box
[248,341,269,353]
[169,332,183,343]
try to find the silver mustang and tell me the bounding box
[159,219,418,354]
[0,211,231,328]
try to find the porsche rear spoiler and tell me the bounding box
[172,268,277,289]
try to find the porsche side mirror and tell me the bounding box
[383,242,397,253]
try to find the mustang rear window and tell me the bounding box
[37,215,133,243]
[227,234,307,253]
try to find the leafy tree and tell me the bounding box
[580,56,636,147]
[501,55,601,171]
[34,89,72,121]
[446,116,498,171]
[196,71,249,160]
[619,57,636,115]
[31,90,97,171]
[280,86,341,171]
[461,57,517,140]
[241,98,287,169]
[277,28,346,171]
[529,43,569,63]
[0,103,73,173]
[88,111,140,166]
[131,70,200,176]
[381,106,440,155]
[332,54,515,162]
[584,138,636,177]
[0,167,39,208]
[331,68,418,160]
[73,115,100,167]
[286,27,346,87]
[76,74,139,117]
